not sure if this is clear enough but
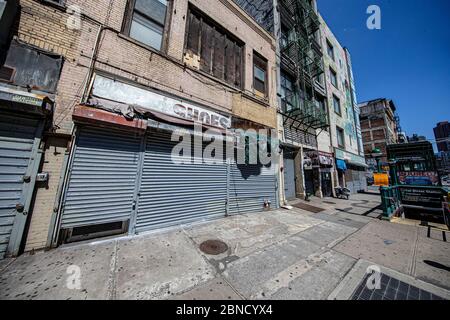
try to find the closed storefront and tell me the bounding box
[0,112,44,258]
[59,126,142,241]
[335,148,367,194]
[56,75,278,243]
[345,165,368,194]
[0,86,53,258]
[229,163,277,215]
[135,129,227,233]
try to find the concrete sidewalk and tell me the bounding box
[0,193,448,300]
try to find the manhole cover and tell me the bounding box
[199,239,228,255]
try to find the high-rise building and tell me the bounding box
[433,121,450,152]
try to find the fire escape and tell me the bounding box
[279,0,328,138]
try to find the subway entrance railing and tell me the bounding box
[380,185,450,227]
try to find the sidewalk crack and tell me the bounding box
[106,240,119,300]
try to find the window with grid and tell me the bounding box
[326,39,334,61]
[281,71,296,112]
[337,126,345,148]
[253,52,268,96]
[330,67,337,87]
[333,95,341,115]
[123,0,168,51]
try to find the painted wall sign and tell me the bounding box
[92,75,231,129]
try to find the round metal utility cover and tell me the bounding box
[199,239,228,255]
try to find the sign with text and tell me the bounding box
[92,75,231,129]
[397,171,439,186]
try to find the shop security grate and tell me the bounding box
[351,273,446,300]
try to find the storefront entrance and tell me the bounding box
[321,171,333,197]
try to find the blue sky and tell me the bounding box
[317,0,450,145]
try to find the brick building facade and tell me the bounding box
[0,0,279,257]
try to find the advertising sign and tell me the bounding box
[397,171,439,186]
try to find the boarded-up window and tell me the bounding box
[185,8,243,88]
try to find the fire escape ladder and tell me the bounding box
[279,0,328,136]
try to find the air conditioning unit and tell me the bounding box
[0,0,18,48]
[183,51,200,70]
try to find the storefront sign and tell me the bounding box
[92,75,231,129]
[335,148,366,167]
[11,94,43,106]
[397,171,439,186]
[303,156,313,170]
[305,151,334,167]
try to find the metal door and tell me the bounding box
[304,169,314,195]
[321,171,332,197]
[0,112,43,259]
[134,130,227,233]
[283,156,296,200]
[60,126,142,230]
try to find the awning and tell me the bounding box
[346,159,369,168]
[336,159,347,171]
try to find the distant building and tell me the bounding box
[358,98,401,164]
[436,151,450,177]
[407,134,427,142]
[398,132,408,144]
[433,121,450,152]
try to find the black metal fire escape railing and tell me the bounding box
[279,0,328,133]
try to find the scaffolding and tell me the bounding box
[279,0,328,133]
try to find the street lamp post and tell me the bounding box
[371,148,383,173]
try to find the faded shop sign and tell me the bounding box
[92,75,231,129]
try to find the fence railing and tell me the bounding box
[380,185,450,227]
[380,186,402,220]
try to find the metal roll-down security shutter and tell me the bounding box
[135,130,227,233]
[60,126,142,230]
[0,112,43,259]
[228,162,278,215]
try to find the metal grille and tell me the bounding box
[0,112,41,259]
[352,273,445,300]
[61,127,142,228]
[135,130,227,233]
[228,163,278,215]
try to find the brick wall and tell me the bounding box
[362,131,371,142]
[25,136,68,251]
[372,128,385,140]
[370,118,385,128]
[15,0,278,251]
